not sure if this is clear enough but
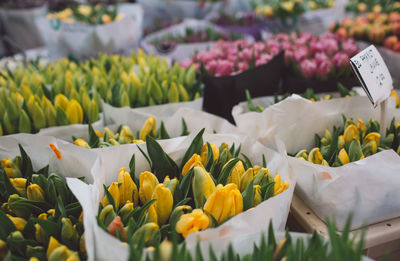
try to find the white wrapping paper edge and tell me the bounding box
[0,134,102,261]
[102,98,203,126]
[64,132,296,261]
[36,3,143,59]
[140,19,253,61]
[234,94,400,230]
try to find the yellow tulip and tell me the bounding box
[10,178,27,196]
[391,90,400,108]
[203,183,243,224]
[225,160,245,187]
[47,237,62,259]
[152,184,173,226]
[118,168,139,206]
[146,204,158,224]
[181,154,204,176]
[295,149,308,160]
[307,148,323,164]
[74,139,90,148]
[273,174,290,196]
[54,94,69,111]
[344,124,359,144]
[7,215,26,231]
[119,201,134,220]
[139,171,159,204]
[192,166,216,208]
[120,126,134,144]
[139,116,156,141]
[27,184,46,202]
[357,118,367,136]
[200,143,219,165]
[253,185,262,207]
[338,148,350,165]
[239,168,254,192]
[102,182,120,208]
[263,5,274,18]
[65,99,83,124]
[176,209,209,238]
[281,1,294,12]
[338,135,345,150]
[363,132,381,146]
[1,158,12,168]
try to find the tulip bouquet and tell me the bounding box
[331,13,400,52]
[266,32,359,93]
[252,0,307,19]
[73,116,191,148]
[346,0,400,14]
[0,145,86,260]
[150,27,243,53]
[181,40,280,77]
[96,129,290,247]
[143,19,183,37]
[46,4,124,25]
[294,116,400,167]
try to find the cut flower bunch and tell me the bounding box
[181,40,281,77]
[46,4,124,25]
[0,146,86,260]
[0,51,199,135]
[331,12,400,53]
[295,116,400,167]
[346,0,400,14]
[97,130,290,246]
[73,116,190,148]
[266,32,359,80]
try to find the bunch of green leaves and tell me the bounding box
[0,145,85,260]
[129,216,365,261]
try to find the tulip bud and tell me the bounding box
[139,116,156,141]
[74,139,90,149]
[164,177,178,195]
[253,185,262,207]
[344,124,360,145]
[47,236,62,259]
[118,168,139,206]
[6,96,19,123]
[27,184,46,202]
[192,166,216,209]
[102,182,120,208]
[10,178,27,196]
[48,246,69,261]
[295,149,308,160]
[99,205,116,227]
[169,205,192,231]
[321,159,329,166]
[109,138,120,146]
[204,184,243,224]
[54,94,69,111]
[240,168,254,192]
[32,101,46,131]
[362,140,377,156]
[120,90,130,107]
[61,218,79,244]
[0,124,3,136]
[200,143,219,165]
[181,154,203,177]
[253,168,272,187]
[66,99,83,124]
[35,223,47,244]
[338,148,350,165]
[8,194,30,218]
[18,109,32,133]
[273,174,290,196]
[176,209,209,238]
[178,84,189,102]
[88,99,99,123]
[139,171,159,204]
[357,118,367,136]
[363,132,381,146]
[3,111,15,134]
[307,148,324,164]
[349,139,363,162]
[152,184,173,226]
[224,160,245,187]
[131,222,160,246]
[168,82,179,103]
[107,216,127,241]
[338,135,345,150]
[80,233,86,258]
[7,214,27,231]
[119,126,134,144]
[150,76,163,104]
[119,201,134,220]
[185,65,196,87]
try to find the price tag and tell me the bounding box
[350,45,393,108]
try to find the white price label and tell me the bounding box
[350,45,393,107]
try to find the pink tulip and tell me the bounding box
[314,52,329,65]
[300,59,317,79]
[332,52,350,69]
[214,60,234,77]
[342,39,358,57]
[316,60,333,79]
[293,47,309,63]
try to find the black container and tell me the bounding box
[203,51,285,123]
[282,74,360,94]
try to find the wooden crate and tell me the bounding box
[287,195,400,260]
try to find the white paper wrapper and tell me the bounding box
[0,5,47,51]
[36,3,143,59]
[103,98,203,126]
[0,134,101,261]
[358,41,400,89]
[138,0,224,27]
[140,19,251,61]
[65,132,295,261]
[37,115,104,143]
[234,95,400,230]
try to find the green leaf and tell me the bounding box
[129,154,138,185]
[204,143,214,171]
[180,129,205,170]
[181,118,189,136]
[19,144,33,178]
[56,196,67,218]
[240,153,253,169]
[146,135,179,180]
[36,218,60,240]
[241,180,254,211]
[88,123,100,148]
[263,182,275,201]
[262,154,267,168]
[0,169,21,197]
[123,199,156,225]
[159,121,170,139]
[217,158,240,185]
[103,184,116,211]
[0,211,17,240]
[137,145,152,170]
